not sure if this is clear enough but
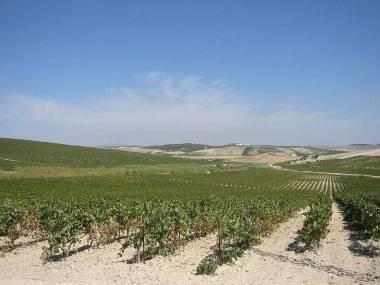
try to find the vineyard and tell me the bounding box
[0,169,319,262]
[1,172,378,269]
[0,139,379,284]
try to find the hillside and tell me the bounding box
[0,138,208,169]
[128,144,338,157]
[111,143,347,164]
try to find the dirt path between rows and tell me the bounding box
[0,207,378,284]
[303,203,379,284]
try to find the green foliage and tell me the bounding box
[298,196,332,249]
[0,195,309,263]
[0,168,314,200]
[196,197,306,274]
[0,201,24,242]
[336,195,380,241]
[196,256,220,274]
[0,200,39,247]
[196,248,244,275]
[333,176,380,241]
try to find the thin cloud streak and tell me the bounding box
[0,73,373,146]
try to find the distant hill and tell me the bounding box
[116,143,345,161]
[157,144,346,164]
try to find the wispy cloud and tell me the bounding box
[0,73,373,146]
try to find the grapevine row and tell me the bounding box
[336,195,380,241]
[0,195,309,264]
[297,196,332,249]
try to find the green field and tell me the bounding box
[279,156,380,176]
[0,138,215,168]
[0,167,312,201]
[0,138,221,177]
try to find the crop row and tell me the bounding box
[297,196,333,249]
[336,195,380,241]
[169,174,348,195]
[279,175,344,194]
[195,196,306,274]
[0,195,309,266]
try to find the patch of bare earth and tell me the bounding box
[0,206,378,284]
[188,146,246,157]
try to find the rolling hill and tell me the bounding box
[0,138,209,169]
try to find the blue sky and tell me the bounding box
[0,0,379,145]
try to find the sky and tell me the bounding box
[0,0,379,146]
